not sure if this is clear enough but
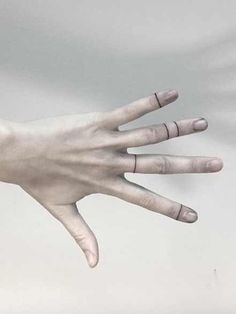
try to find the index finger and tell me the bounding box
[106,89,178,128]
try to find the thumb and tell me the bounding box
[47,202,99,268]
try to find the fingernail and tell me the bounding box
[207,158,223,172]
[183,210,198,223]
[85,250,97,268]
[166,89,178,102]
[193,118,208,131]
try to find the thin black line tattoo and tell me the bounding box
[154,92,162,108]
[173,121,180,136]
[176,204,183,220]
[163,123,170,139]
[133,154,137,173]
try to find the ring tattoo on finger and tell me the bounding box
[102,89,223,225]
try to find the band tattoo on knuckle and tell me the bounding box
[158,156,168,174]
[175,204,183,220]
[173,121,180,136]
[133,154,137,173]
[154,92,162,108]
[163,123,170,139]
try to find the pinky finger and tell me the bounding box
[109,177,198,223]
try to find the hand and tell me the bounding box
[1,89,223,268]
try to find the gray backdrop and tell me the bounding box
[0,1,235,313]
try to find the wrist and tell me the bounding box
[0,120,36,184]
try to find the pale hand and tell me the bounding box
[0,89,223,268]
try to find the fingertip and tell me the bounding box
[193,118,208,131]
[217,158,224,171]
[185,211,198,223]
[181,206,198,223]
[89,256,99,268]
[155,89,179,107]
[203,118,209,130]
[85,250,99,268]
[187,212,198,223]
[170,89,179,100]
[165,89,179,103]
[207,158,224,172]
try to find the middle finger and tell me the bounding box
[111,117,208,149]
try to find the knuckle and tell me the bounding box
[156,156,169,174]
[94,111,110,125]
[108,129,121,141]
[116,153,130,173]
[102,178,120,195]
[140,194,156,209]
[83,112,104,129]
[122,103,137,116]
[191,159,201,172]
[74,232,86,244]
[145,126,159,141]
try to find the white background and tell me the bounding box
[0,1,235,313]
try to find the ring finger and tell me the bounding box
[120,153,223,174]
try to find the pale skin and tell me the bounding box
[0,89,223,268]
